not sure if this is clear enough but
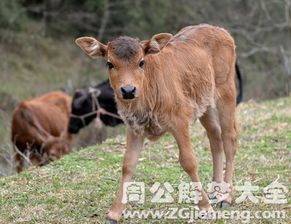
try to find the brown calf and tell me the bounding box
[12,91,73,173]
[76,24,238,222]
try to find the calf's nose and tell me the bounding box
[121,85,136,99]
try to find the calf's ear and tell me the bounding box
[75,37,107,58]
[141,33,173,55]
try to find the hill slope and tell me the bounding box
[0,97,290,223]
[0,29,109,175]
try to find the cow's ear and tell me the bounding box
[73,94,87,109]
[141,33,173,55]
[75,37,107,58]
[74,89,83,98]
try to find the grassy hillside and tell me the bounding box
[0,27,108,101]
[0,97,290,223]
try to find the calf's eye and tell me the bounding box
[139,59,145,69]
[106,61,114,69]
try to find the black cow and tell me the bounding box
[68,79,123,134]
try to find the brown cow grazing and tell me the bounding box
[12,91,73,173]
[76,24,238,223]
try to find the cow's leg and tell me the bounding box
[217,99,237,207]
[107,128,144,223]
[200,108,225,202]
[14,152,23,173]
[27,146,42,167]
[13,143,25,173]
[30,153,42,167]
[171,120,211,211]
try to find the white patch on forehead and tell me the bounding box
[177,34,188,42]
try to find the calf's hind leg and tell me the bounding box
[217,98,237,207]
[200,108,226,202]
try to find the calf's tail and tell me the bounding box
[235,62,243,105]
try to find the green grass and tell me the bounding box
[0,97,290,224]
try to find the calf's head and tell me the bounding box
[35,131,71,165]
[75,33,173,103]
[43,135,71,162]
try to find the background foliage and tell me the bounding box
[1,0,290,100]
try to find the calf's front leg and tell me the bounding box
[106,128,144,223]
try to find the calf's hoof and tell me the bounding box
[105,218,118,224]
[220,200,231,209]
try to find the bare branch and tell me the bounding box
[260,0,272,22]
[280,46,291,76]
[13,144,32,167]
[285,0,291,25]
[241,47,276,58]
[98,0,110,40]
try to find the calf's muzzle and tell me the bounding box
[120,85,136,100]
